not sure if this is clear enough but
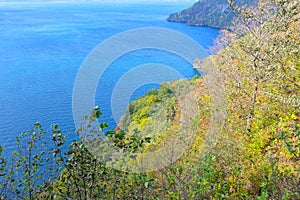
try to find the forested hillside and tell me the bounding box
[0,0,299,199]
[167,0,255,28]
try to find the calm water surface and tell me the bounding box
[0,2,219,154]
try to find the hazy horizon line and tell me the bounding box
[0,0,196,2]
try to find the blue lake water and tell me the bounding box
[0,2,219,154]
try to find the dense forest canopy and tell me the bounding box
[167,0,256,28]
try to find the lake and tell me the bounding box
[0,2,219,154]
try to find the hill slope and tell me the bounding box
[167,0,255,29]
[0,0,299,199]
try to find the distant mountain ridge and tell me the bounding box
[167,0,255,29]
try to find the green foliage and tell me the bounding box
[192,0,300,198]
[167,0,256,29]
[0,123,53,199]
[0,146,7,200]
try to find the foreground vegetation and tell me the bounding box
[1,0,299,199]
